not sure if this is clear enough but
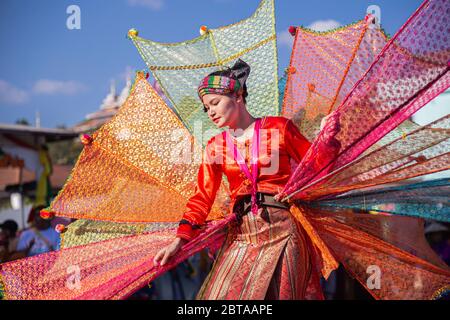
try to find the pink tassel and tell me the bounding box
[80,134,93,145]
[288,26,297,36]
[40,209,55,220]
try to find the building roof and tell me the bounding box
[0,164,73,200]
[0,123,79,142]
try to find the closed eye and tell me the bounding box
[203,98,220,112]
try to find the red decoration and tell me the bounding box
[200,25,209,35]
[288,26,297,36]
[55,224,66,234]
[80,134,93,145]
[365,14,374,23]
[40,209,55,220]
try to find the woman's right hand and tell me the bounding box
[153,237,188,266]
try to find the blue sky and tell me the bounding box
[0,0,425,128]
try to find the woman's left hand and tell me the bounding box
[320,111,341,139]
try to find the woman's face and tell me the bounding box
[202,93,241,128]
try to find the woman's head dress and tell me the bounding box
[197,59,251,100]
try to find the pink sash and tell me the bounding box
[225,118,261,215]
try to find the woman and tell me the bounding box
[153,59,340,299]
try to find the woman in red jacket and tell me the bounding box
[154,59,340,299]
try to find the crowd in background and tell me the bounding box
[0,206,60,262]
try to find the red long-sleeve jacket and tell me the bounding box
[176,116,317,241]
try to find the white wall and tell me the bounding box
[0,204,33,230]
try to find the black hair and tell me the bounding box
[0,220,18,235]
[202,68,249,113]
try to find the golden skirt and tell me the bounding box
[196,205,313,300]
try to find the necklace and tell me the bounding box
[225,118,262,215]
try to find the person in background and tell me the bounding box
[0,220,19,262]
[14,207,60,258]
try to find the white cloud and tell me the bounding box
[277,30,294,48]
[277,19,342,47]
[127,0,164,11]
[118,66,135,82]
[0,80,29,104]
[33,79,87,95]
[307,19,342,32]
